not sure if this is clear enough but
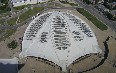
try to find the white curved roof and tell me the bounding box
[19,11,102,71]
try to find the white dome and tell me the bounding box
[19,11,102,71]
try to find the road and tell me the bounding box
[74,0,116,32]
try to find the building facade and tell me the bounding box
[10,0,48,7]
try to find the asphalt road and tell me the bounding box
[74,0,116,32]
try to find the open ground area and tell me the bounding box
[0,8,116,73]
[0,0,116,73]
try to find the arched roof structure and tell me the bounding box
[20,11,102,71]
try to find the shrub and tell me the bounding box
[7,40,18,49]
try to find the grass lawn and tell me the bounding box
[0,29,4,34]
[14,4,31,10]
[19,7,44,22]
[7,17,18,25]
[3,29,16,38]
[0,12,11,18]
[0,29,16,41]
[0,30,2,33]
[0,19,5,25]
[7,7,44,25]
[47,2,64,7]
[77,8,108,31]
[47,2,54,7]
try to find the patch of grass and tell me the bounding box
[77,8,108,31]
[14,4,31,10]
[19,7,44,22]
[0,29,16,41]
[47,2,63,7]
[7,17,18,25]
[7,40,18,49]
[0,12,11,18]
[3,29,16,38]
[0,29,4,34]
[7,7,44,25]
[0,19,5,25]
[47,2,54,6]
[0,30,2,33]
[0,29,5,33]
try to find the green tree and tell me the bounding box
[7,40,18,49]
[83,0,91,4]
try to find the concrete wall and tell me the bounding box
[12,0,48,7]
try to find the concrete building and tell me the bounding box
[19,11,102,72]
[0,58,18,73]
[10,0,49,7]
